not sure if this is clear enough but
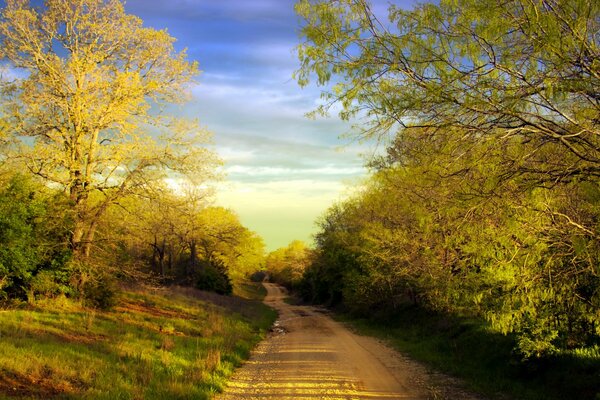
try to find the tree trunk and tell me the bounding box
[151,236,166,275]
[167,244,173,275]
[78,198,112,260]
[82,219,99,259]
[160,238,166,275]
[71,218,86,258]
[188,240,197,277]
[69,178,88,260]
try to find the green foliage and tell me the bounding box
[296,0,600,362]
[305,163,600,358]
[0,176,43,297]
[82,274,119,310]
[0,0,217,260]
[265,240,312,289]
[0,174,72,300]
[249,271,268,283]
[104,194,264,296]
[296,0,600,182]
[195,260,233,296]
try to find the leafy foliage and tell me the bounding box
[265,240,312,289]
[296,0,600,360]
[296,0,599,182]
[194,259,233,296]
[82,273,118,310]
[0,174,71,300]
[100,190,265,294]
[0,0,260,300]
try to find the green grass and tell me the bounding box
[338,306,600,400]
[0,284,277,399]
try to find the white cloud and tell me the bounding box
[224,165,364,178]
[217,147,256,163]
[122,0,382,250]
[193,78,308,115]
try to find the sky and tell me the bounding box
[121,0,408,251]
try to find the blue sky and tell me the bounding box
[123,0,411,251]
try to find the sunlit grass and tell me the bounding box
[0,283,276,399]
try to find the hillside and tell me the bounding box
[0,283,276,399]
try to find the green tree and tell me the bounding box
[296,0,600,182]
[266,241,312,288]
[306,154,600,356]
[0,0,218,260]
[104,192,265,293]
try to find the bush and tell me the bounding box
[195,260,233,295]
[83,275,118,310]
[30,271,65,298]
[0,174,72,300]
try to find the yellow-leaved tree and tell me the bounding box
[0,0,219,259]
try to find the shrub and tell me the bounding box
[195,260,233,295]
[0,174,72,300]
[249,270,268,282]
[83,275,118,310]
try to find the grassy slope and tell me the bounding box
[338,307,600,400]
[0,283,276,400]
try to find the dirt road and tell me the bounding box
[216,283,484,400]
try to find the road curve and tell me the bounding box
[215,283,428,400]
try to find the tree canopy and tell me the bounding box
[0,0,267,303]
[296,0,599,183]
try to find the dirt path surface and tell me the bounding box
[216,283,485,400]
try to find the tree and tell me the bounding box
[304,148,600,356]
[100,187,187,279]
[296,0,599,183]
[193,207,266,283]
[266,241,312,288]
[227,231,265,281]
[0,0,218,259]
[104,192,265,292]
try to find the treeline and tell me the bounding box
[0,0,263,306]
[295,0,599,358]
[0,171,264,305]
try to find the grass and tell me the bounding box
[338,306,600,400]
[232,281,267,301]
[0,282,277,399]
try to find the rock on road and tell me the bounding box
[216,283,450,400]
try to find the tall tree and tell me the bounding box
[0,0,218,259]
